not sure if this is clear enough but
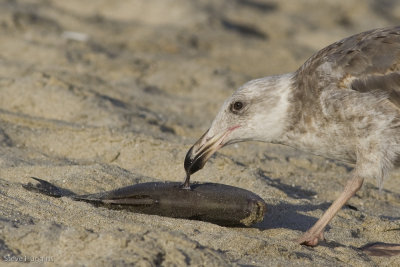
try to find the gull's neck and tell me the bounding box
[248,72,296,144]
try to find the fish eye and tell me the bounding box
[230,101,244,114]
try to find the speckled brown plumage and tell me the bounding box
[285,26,400,185]
[184,26,400,249]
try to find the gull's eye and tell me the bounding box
[230,101,244,114]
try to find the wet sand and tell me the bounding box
[0,0,399,266]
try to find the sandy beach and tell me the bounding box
[0,0,399,266]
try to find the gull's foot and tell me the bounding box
[360,242,400,256]
[296,230,325,246]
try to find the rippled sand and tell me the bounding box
[0,1,399,266]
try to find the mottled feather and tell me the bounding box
[286,26,400,187]
[296,26,400,108]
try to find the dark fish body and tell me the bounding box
[24,178,266,227]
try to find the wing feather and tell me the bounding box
[295,26,400,109]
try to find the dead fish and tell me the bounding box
[23,177,267,227]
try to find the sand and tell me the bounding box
[0,0,399,266]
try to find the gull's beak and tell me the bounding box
[184,126,239,176]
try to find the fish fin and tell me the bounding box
[22,177,75,197]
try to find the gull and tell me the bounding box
[183,26,400,247]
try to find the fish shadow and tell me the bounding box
[256,169,317,200]
[255,201,332,232]
[255,170,333,231]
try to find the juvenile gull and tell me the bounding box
[183,26,400,247]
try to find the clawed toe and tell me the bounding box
[296,231,325,247]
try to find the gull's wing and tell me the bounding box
[294,26,400,108]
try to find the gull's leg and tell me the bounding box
[296,175,364,246]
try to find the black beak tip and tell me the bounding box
[184,146,194,173]
[184,145,205,175]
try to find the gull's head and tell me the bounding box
[185,73,294,175]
